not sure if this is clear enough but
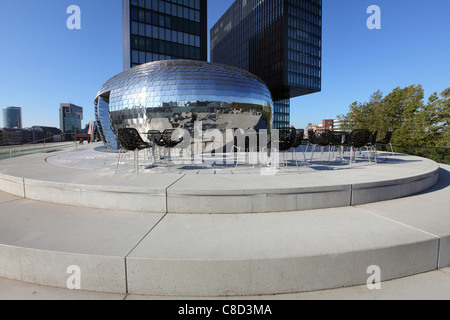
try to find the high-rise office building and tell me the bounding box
[122,0,208,70]
[60,103,83,135]
[2,107,22,129]
[211,0,322,129]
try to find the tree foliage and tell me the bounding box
[337,85,449,163]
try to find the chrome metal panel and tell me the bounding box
[95,96,118,150]
[95,60,273,149]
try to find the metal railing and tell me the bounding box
[388,145,450,165]
[0,136,86,161]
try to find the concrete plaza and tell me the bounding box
[0,143,448,299]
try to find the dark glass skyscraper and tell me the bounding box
[2,107,22,129]
[211,0,322,129]
[123,0,208,70]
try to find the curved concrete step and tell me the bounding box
[0,165,448,296]
[0,151,441,214]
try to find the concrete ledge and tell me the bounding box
[352,168,440,205]
[439,236,450,268]
[0,151,441,214]
[0,173,24,198]
[125,209,440,296]
[0,245,126,294]
[0,165,448,296]
[23,178,168,213]
[126,243,439,296]
[166,189,352,214]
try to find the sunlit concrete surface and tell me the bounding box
[0,143,448,298]
[0,142,440,214]
[2,268,450,300]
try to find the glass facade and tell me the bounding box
[273,99,290,129]
[2,107,22,129]
[95,60,273,150]
[210,0,322,129]
[59,104,83,134]
[286,0,322,95]
[123,0,207,70]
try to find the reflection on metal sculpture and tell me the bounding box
[95,60,273,150]
[95,96,117,149]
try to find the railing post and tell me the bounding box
[9,147,12,159]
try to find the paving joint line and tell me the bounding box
[356,205,441,240]
[357,205,443,270]
[0,198,25,206]
[164,174,186,214]
[123,213,168,294]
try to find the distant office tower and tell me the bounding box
[211,0,322,129]
[122,0,208,70]
[2,107,22,129]
[60,103,83,134]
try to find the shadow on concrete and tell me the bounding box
[93,145,119,153]
[418,167,450,195]
[178,166,209,170]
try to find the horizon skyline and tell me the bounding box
[0,0,449,131]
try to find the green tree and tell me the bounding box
[374,85,422,145]
[337,85,449,164]
[436,88,450,147]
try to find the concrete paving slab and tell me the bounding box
[311,156,441,205]
[313,155,439,184]
[126,207,439,296]
[0,277,125,300]
[167,172,350,195]
[0,151,185,190]
[166,171,354,214]
[0,190,21,204]
[0,198,165,293]
[440,267,450,277]
[355,165,450,268]
[263,268,450,300]
[355,168,449,237]
[0,199,164,255]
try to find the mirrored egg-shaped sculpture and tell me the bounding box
[95,59,273,150]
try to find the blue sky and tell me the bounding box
[0,0,449,130]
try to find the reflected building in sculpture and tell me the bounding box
[211,0,322,129]
[95,60,273,150]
